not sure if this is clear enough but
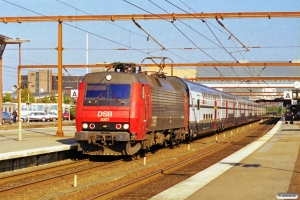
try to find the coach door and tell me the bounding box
[226,100,228,127]
[219,94,223,126]
[214,96,217,130]
[197,95,201,123]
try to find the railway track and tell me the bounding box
[0,118,278,199]
[0,156,123,197]
[86,118,279,200]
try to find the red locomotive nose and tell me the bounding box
[116,124,121,129]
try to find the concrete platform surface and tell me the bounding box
[0,123,77,161]
[151,120,300,200]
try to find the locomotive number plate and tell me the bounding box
[100,118,110,121]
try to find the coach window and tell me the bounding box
[50,105,58,112]
[21,105,27,111]
[197,99,200,110]
[37,105,44,112]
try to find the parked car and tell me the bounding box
[9,113,28,123]
[62,112,75,120]
[2,112,13,124]
[44,112,58,121]
[17,116,29,123]
[27,112,47,122]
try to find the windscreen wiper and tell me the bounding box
[93,92,103,103]
[110,93,120,102]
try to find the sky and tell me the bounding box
[0,0,299,91]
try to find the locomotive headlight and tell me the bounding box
[89,123,96,129]
[106,74,112,81]
[123,124,129,129]
[82,123,88,129]
[116,124,121,129]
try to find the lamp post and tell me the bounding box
[26,82,33,123]
[2,37,29,141]
[27,93,31,123]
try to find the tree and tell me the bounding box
[70,105,76,119]
[2,93,13,103]
[63,96,73,104]
[20,88,35,103]
[277,106,283,115]
[39,96,51,103]
[49,92,57,103]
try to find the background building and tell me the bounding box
[21,70,84,98]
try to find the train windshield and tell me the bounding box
[86,84,131,100]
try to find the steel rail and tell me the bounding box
[88,118,277,199]
[0,158,123,194]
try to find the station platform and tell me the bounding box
[151,119,300,200]
[0,121,77,172]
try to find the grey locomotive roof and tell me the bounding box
[82,72,185,93]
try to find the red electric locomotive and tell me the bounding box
[75,63,189,155]
[75,62,266,155]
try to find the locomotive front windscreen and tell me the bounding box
[85,84,131,101]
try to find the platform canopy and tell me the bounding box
[0,34,30,59]
[0,34,12,59]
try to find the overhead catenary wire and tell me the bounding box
[55,0,208,77]
[1,0,158,85]
[149,0,225,49]
[2,0,201,85]
[215,17,249,52]
[132,19,167,51]
[2,0,151,57]
[165,0,239,62]
[165,0,269,92]
[136,0,227,79]
[174,0,249,58]
[56,0,148,39]
[2,0,292,89]
[5,46,300,51]
[163,0,243,83]
[123,0,220,77]
[168,2,273,93]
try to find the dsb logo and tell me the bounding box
[98,111,113,117]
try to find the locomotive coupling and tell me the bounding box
[130,133,137,143]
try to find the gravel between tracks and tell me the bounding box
[1,122,262,200]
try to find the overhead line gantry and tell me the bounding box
[2,11,300,136]
[1,12,300,23]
